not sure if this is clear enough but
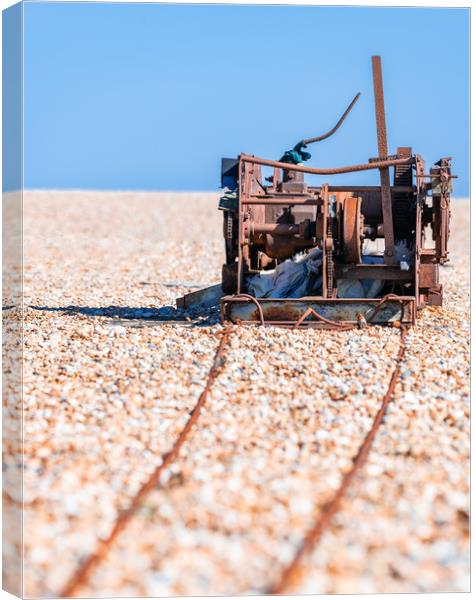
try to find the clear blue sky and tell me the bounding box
[18,2,470,193]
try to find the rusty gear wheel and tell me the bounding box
[342,196,363,264]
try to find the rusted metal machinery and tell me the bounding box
[178,56,453,327]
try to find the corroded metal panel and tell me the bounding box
[221,296,415,327]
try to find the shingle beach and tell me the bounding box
[7,191,468,596]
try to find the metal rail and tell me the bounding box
[267,326,409,594]
[240,153,414,176]
[60,330,233,597]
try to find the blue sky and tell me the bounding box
[17,3,471,192]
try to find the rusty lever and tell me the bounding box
[301,92,361,146]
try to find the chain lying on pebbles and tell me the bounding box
[23,317,225,596]
[82,327,402,597]
[17,192,469,596]
[21,191,225,596]
[294,234,470,594]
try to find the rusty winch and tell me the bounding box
[178,56,453,327]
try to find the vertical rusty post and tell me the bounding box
[236,156,246,294]
[372,55,396,265]
[372,55,389,157]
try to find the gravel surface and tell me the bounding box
[16,191,469,596]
